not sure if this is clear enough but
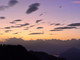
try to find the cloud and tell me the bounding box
[72,1,80,3]
[13,32,20,34]
[50,23,61,26]
[24,29,28,30]
[0,6,8,11]
[10,26,15,28]
[36,20,42,23]
[0,0,18,11]
[5,30,12,33]
[8,0,18,7]
[39,13,43,16]
[59,6,62,8]
[50,23,55,26]
[0,33,3,35]
[29,32,44,35]
[26,3,40,14]
[5,37,25,44]
[10,26,19,28]
[14,19,22,22]
[39,12,46,16]
[24,27,29,30]
[49,33,54,35]
[4,25,22,29]
[54,26,77,30]
[68,23,80,26]
[55,23,61,26]
[10,22,15,24]
[26,27,29,29]
[10,19,22,24]
[0,17,5,19]
[50,29,62,31]
[4,27,11,29]
[10,23,29,29]
[20,23,30,26]
[37,27,43,29]
[30,25,35,27]
[11,26,22,28]
[13,33,18,34]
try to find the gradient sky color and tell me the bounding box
[0,0,80,41]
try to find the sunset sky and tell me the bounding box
[0,0,80,41]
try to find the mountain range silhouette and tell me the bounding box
[60,47,80,60]
[0,45,65,60]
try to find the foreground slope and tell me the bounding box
[0,45,65,60]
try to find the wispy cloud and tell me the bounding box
[10,19,22,24]
[50,29,62,31]
[10,22,15,24]
[39,12,46,16]
[0,6,8,11]
[11,26,22,28]
[20,23,30,27]
[0,33,3,35]
[13,32,21,34]
[24,29,28,30]
[30,25,35,27]
[50,23,62,26]
[50,23,55,26]
[29,32,44,35]
[13,32,19,34]
[72,1,80,3]
[24,27,29,30]
[5,30,12,33]
[8,0,18,7]
[9,23,30,29]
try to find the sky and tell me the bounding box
[0,0,80,41]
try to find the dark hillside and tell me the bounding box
[0,45,66,60]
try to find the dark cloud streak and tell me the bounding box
[54,26,77,30]
[14,19,22,22]
[50,30,62,31]
[37,27,43,29]
[20,23,30,26]
[68,23,80,26]
[29,32,44,35]
[55,23,61,26]
[4,27,11,29]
